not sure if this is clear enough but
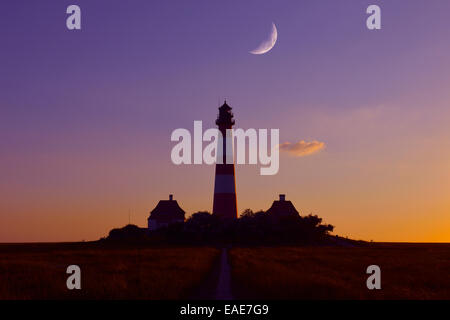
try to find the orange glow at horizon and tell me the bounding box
[2,99,450,243]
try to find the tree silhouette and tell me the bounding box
[105,209,337,245]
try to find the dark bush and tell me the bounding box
[106,210,335,245]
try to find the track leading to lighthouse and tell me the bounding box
[214,247,234,300]
[189,247,234,300]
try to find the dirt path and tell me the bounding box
[189,247,233,300]
[214,247,233,300]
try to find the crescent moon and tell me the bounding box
[250,22,278,55]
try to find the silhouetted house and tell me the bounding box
[148,195,185,230]
[266,194,300,217]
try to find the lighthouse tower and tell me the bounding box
[213,101,238,219]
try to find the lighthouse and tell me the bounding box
[213,101,238,219]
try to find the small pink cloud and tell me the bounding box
[279,140,325,157]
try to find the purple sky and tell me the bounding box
[2,1,450,242]
[2,1,449,140]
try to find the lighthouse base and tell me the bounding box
[213,193,237,219]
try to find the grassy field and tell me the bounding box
[2,242,449,300]
[230,244,450,299]
[0,243,219,299]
